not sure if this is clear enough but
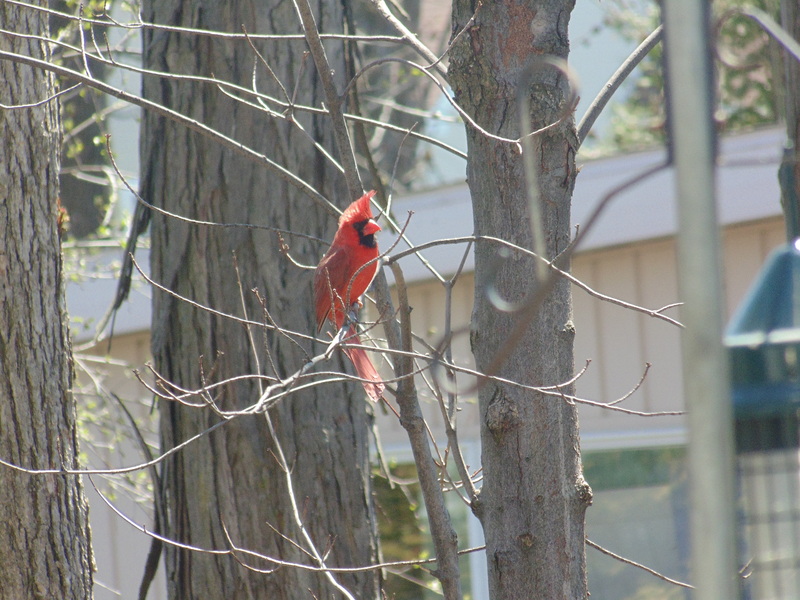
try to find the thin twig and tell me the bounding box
[261,410,357,600]
[3,25,468,160]
[577,25,664,145]
[0,418,229,477]
[7,0,406,43]
[441,161,670,392]
[368,0,447,78]
[387,233,684,329]
[586,538,694,589]
[293,0,362,197]
[605,363,651,406]
[426,1,483,71]
[0,82,80,109]
[0,46,336,213]
[434,240,479,504]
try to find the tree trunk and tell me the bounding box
[140,1,379,598]
[780,0,800,236]
[0,3,94,599]
[449,1,591,598]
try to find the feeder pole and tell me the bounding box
[662,1,740,598]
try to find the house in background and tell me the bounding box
[69,125,788,599]
[372,125,786,598]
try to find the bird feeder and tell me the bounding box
[725,240,800,599]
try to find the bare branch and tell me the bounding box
[6,0,405,43]
[0,45,336,213]
[578,25,664,145]
[388,233,684,328]
[604,363,651,406]
[432,240,479,504]
[293,0,362,197]
[368,0,446,78]
[0,418,229,477]
[444,160,670,388]
[4,24,468,163]
[389,260,462,600]
[586,538,694,589]
[0,82,80,109]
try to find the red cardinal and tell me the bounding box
[314,190,385,401]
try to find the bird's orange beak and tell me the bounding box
[363,219,381,236]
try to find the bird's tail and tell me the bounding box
[343,327,385,402]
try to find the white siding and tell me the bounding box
[76,332,166,600]
[375,216,786,450]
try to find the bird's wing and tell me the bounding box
[314,245,353,330]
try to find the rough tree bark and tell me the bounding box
[140,1,379,598]
[449,1,591,598]
[0,2,94,599]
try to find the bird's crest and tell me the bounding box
[339,190,377,226]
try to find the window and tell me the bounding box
[375,459,478,599]
[584,446,690,599]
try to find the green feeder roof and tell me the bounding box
[725,240,800,419]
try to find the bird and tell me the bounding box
[314,190,385,401]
